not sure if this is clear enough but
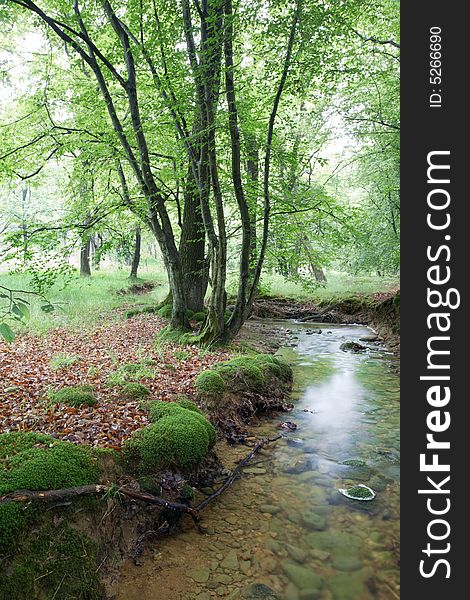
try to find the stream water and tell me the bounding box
[112,322,400,600]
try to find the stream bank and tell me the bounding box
[110,321,400,600]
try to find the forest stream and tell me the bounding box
[111,321,400,600]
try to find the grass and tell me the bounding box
[1,267,398,335]
[256,272,399,301]
[0,268,168,334]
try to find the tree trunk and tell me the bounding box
[245,134,259,282]
[130,226,141,279]
[80,238,92,277]
[179,170,208,312]
[311,264,327,282]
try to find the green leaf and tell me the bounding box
[0,323,15,343]
[13,301,30,320]
[41,303,55,313]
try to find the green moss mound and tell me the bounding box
[157,303,173,318]
[48,385,97,407]
[213,358,265,390]
[0,525,104,600]
[147,400,216,447]
[194,370,226,396]
[212,354,293,391]
[121,382,150,399]
[124,411,212,472]
[0,432,100,555]
[192,310,207,322]
[173,395,202,414]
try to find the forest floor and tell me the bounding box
[0,312,230,448]
[0,272,399,448]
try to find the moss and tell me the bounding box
[253,355,293,383]
[0,525,104,599]
[212,354,293,390]
[47,385,97,407]
[174,395,202,414]
[157,325,195,345]
[341,459,367,467]
[124,412,211,472]
[108,361,156,385]
[0,432,100,555]
[345,485,375,500]
[157,303,173,318]
[194,370,226,396]
[147,401,216,446]
[121,382,150,400]
[49,352,80,370]
[182,483,195,501]
[192,310,207,322]
[125,305,159,318]
[214,361,265,390]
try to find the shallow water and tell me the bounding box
[112,322,400,600]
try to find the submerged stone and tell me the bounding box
[306,531,362,556]
[221,549,239,570]
[188,568,210,583]
[281,562,323,591]
[241,583,280,598]
[286,544,308,563]
[331,556,363,572]
[302,511,327,531]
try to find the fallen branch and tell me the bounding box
[1,484,199,522]
[196,434,282,511]
[0,435,282,532]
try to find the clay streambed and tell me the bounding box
[111,322,400,600]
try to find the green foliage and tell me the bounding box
[48,385,97,407]
[125,305,159,318]
[124,409,214,473]
[120,382,150,400]
[0,432,100,554]
[173,349,190,361]
[49,352,79,370]
[194,371,226,397]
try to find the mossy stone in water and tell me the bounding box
[241,583,280,599]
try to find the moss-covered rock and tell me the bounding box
[147,400,216,447]
[0,432,101,555]
[121,382,150,400]
[210,354,293,393]
[124,410,213,472]
[194,370,226,396]
[48,385,97,407]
